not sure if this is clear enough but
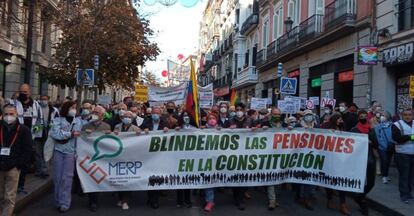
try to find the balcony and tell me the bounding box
[257,0,358,72]
[324,0,356,31]
[299,14,323,43]
[277,26,299,55]
[232,66,258,89]
[257,49,266,67]
[266,40,277,59]
[240,13,259,35]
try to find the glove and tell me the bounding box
[411,135,414,141]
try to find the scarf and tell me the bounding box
[356,122,370,134]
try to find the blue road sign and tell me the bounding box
[277,62,283,77]
[76,69,94,86]
[280,77,297,95]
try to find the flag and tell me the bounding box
[230,89,238,106]
[186,58,200,127]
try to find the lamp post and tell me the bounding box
[284,17,294,33]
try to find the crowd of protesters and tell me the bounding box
[0,83,413,216]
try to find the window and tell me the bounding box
[398,0,414,31]
[287,0,301,26]
[308,0,324,17]
[273,4,284,39]
[262,17,269,47]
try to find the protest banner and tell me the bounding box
[198,84,214,108]
[76,129,368,193]
[250,97,268,110]
[148,82,188,106]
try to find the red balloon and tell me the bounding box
[161,70,168,77]
[177,54,184,60]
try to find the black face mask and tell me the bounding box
[359,119,367,124]
[18,93,28,101]
[167,108,175,114]
[338,122,344,128]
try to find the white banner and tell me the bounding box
[148,82,188,106]
[250,97,268,110]
[76,129,368,193]
[198,84,214,109]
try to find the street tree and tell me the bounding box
[44,0,159,101]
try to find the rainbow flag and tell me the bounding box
[230,89,238,106]
[186,58,200,127]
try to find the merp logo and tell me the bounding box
[79,135,123,184]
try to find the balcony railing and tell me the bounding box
[233,66,258,88]
[324,0,356,31]
[277,26,299,55]
[257,49,266,67]
[299,14,323,43]
[240,13,259,35]
[267,40,277,59]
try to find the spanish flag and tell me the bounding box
[186,58,200,127]
[230,89,238,106]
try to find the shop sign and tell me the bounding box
[288,70,300,78]
[357,46,378,65]
[338,70,354,83]
[213,86,230,97]
[382,42,414,66]
[311,78,322,88]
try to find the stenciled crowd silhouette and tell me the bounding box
[148,170,362,190]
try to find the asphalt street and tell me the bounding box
[19,186,385,216]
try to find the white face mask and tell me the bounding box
[339,106,346,113]
[40,100,49,107]
[90,114,100,122]
[236,111,244,118]
[380,116,386,123]
[3,115,17,124]
[220,107,227,113]
[68,109,77,117]
[304,115,314,123]
[324,109,331,114]
[259,114,265,120]
[122,117,132,125]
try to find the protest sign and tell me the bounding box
[286,96,307,109]
[76,129,368,193]
[97,95,112,106]
[309,97,320,106]
[321,98,336,108]
[251,97,268,110]
[148,82,188,106]
[306,100,315,110]
[278,100,299,114]
[135,84,148,102]
[198,84,214,108]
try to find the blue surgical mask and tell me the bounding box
[152,114,160,122]
[122,117,132,125]
[81,109,90,116]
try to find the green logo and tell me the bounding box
[90,135,123,162]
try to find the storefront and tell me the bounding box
[382,42,414,111]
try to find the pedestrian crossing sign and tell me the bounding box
[280,77,297,95]
[76,69,94,86]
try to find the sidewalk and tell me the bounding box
[14,174,53,212]
[367,167,414,216]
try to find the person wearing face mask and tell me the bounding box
[218,103,230,128]
[339,102,358,131]
[320,104,333,124]
[34,95,59,179]
[229,103,251,210]
[129,106,144,127]
[228,105,236,120]
[113,111,140,210]
[392,108,414,204]
[322,113,351,215]
[268,108,283,128]
[350,110,377,215]
[106,103,128,131]
[0,105,33,216]
[253,109,270,128]
[140,107,169,209]
[180,111,195,129]
[10,84,43,194]
[293,110,317,211]
[372,111,395,185]
[164,102,179,130]
[203,112,220,212]
[49,101,82,213]
[79,102,93,126]
[81,106,111,212]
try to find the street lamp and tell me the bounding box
[284,17,294,32]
